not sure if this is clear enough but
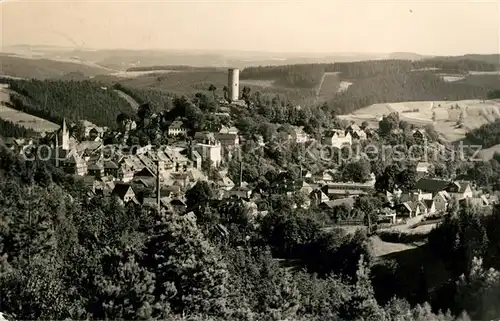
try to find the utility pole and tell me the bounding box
[239,160,243,188]
[367,211,372,235]
[156,160,162,210]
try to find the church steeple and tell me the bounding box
[59,118,69,150]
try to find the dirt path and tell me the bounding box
[114,89,140,111]
[315,72,326,97]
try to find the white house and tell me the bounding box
[323,130,352,148]
[194,132,222,167]
[168,120,187,136]
[292,126,310,143]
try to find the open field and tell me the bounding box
[2,53,116,72]
[338,99,500,142]
[109,70,179,78]
[440,75,466,82]
[338,81,352,92]
[322,225,367,235]
[468,71,500,75]
[369,236,419,258]
[317,72,341,97]
[478,144,500,161]
[114,89,140,110]
[240,79,276,87]
[0,85,59,133]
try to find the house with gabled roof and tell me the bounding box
[323,130,352,148]
[300,181,314,195]
[412,129,427,143]
[112,183,138,204]
[219,126,239,135]
[309,189,330,206]
[423,199,437,214]
[433,191,450,212]
[117,166,134,183]
[223,185,252,200]
[64,153,88,176]
[448,181,473,200]
[290,126,309,143]
[87,162,104,178]
[459,196,490,209]
[104,160,119,177]
[350,130,367,141]
[397,200,427,218]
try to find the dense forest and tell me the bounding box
[326,72,496,114]
[0,78,135,127]
[241,64,326,88]
[0,118,37,138]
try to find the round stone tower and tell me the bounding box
[228,68,239,102]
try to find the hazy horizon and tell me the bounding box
[1,1,499,56]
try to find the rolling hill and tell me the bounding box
[0,54,113,80]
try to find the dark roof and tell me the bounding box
[456,181,472,193]
[104,160,119,169]
[169,120,185,129]
[423,199,434,208]
[112,183,133,199]
[322,197,355,209]
[134,167,155,177]
[415,178,451,193]
[171,199,186,206]
[214,133,238,140]
[88,162,103,171]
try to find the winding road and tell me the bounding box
[114,89,140,111]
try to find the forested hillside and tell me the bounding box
[326,72,495,114]
[0,118,37,137]
[240,59,499,88]
[0,78,135,126]
[241,64,326,88]
[113,83,175,112]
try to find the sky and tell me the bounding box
[1,0,499,55]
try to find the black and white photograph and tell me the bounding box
[0,1,500,320]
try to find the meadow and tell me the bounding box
[338,99,500,143]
